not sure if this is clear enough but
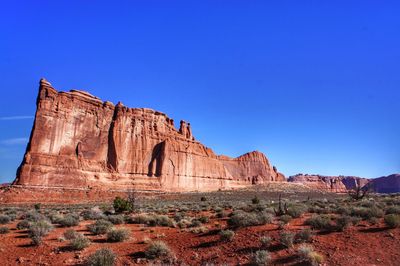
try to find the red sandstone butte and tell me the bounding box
[13,79,285,192]
[288,174,369,193]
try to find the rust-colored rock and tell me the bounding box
[288,174,369,193]
[13,79,285,192]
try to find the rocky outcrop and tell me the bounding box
[288,174,369,193]
[13,79,285,192]
[369,174,400,193]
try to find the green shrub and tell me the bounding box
[280,231,295,248]
[228,211,272,228]
[63,229,80,240]
[200,196,207,202]
[386,206,400,215]
[279,215,292,224]
[107,215,125,225]
[260,236,272,248]
[87,219,113,235]
[0,215,11,224]
[250,250,271,266]
[86,248,116,266]
[305,215,333,231]
[287,205,306,218]
[59,215,79,227]
[198,216,209,224]
[107,228,130,242]
[252,196,260,204]
[70,236,90,250]
[145,241,173,260]
[298,244,324,266]
[335,216,351,231]
[295,228,312,243]
[16,220,31,230]
[81,209,105,220]
[384,214,400,228]
[29,220,53,245]
[0,226,9,234]
[113,197,133,213]
[219,230,235,242]
[34,203,41,211]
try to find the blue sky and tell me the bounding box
[0,1,399,183]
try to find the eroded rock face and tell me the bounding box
[14,79,285,191]
[288,174,369,193]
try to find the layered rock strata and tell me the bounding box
[13,79,285,192]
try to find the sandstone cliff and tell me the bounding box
[288,174,369,193]
[13,79,285,192]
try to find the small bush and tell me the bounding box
[287,205,306,218]
[129,214,175,227]
[59,215,79,227]
[252,196,260,204]
[280,215,292,224]
[280,231,295,248]
[200,196,207,202]
[107,228,130,242]
[384,214,400,228]
[386,206,400,215]
[260,236,272,248]
[16,220,31,230]
[0,215,11,224]
[87,219,113,235]
[34,203,41,211]
[113,197,133,213]
[219,230,235,242]
[87,248,116,266]
[70,236,90,250]
[145,241,173,260]
[107,215,125,225]
[29,220,53,245]
[63,229,80,240]
[228,211,272,228]
[0,226,9,234]
[335,216,351,231]
[81,209,105,220]
[250,250,271,266]
[295,228,312,243]
[298,244,324,266]
[305,215,333,231]
[198,216,209,224]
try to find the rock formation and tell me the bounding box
[369,174,400,193]
[288,174,369,193]
[13,79,285,192]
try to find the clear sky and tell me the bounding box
[0,1,399,183]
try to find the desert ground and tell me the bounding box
[0,186,399,266]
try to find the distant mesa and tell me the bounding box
[13,79,286,192]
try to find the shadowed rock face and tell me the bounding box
[13,79,285,192]
[369,174,400,193]
[288,174,369,193]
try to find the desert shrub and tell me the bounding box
[305,215,333,231]
[384,214,400,228]
[113,197,133,213]
[189,226,209,234]
[16,219,31,230]
[81,209,105,220]
[145,241,173,260]
[0,226,9,234]
[70,235,90,250]
[59,215,80,227]
[0,215,11,224]
[129,214,175,227]
[34,203,41,211]
[200,196,207,202]
[260,236,272,248]
[335,206,351,216]
[48,213,64,224]
[350,206,384,220]
[107,228,130,242]
[386,206,400,215]
[107,215,125,225]
[250,250,271,266]
[198,216,209,224]
[63,229,81,240]
[29,220,53,245]
[280,231,295,248]
[295,228,312,243]
[216,210,228,218]
[87,219,113,235]
[279,215,292,224]
[252,196,260,204]
[228,211,272,228]
[190,219,202,227]
[334,216,351,231]
[287,205,306,218]
[219,230,235,242]
[86,248,116,266]
[298,244,324,266]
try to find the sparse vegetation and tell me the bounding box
[228,211,273,228]
[0,226,10,234]
[113,196,134,213]
[384,214,400,228]
[86,248,116,266]
[87,219,113,235]
[280,231,295,248]
[106,228,130,242]
[250,250,271,266]
[219,229,235,242]
[28,220,53,245]
[70,235,90,250]
[145,241,173,260]
[298,244,324,266]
